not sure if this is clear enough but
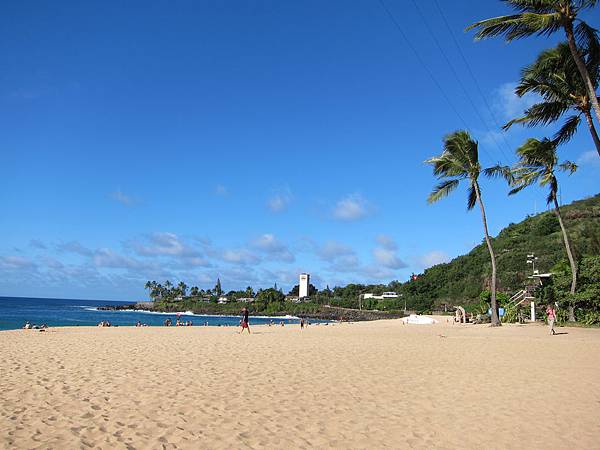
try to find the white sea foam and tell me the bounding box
[108,309,299,320]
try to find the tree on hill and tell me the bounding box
[504,42,600,156]
[215,278,222,297]
[177,281,188,298]
[552,256,600,322]
[508,137,579,320]
[255,288,285,303]
[467,0,600,131]
[425,130,502,326]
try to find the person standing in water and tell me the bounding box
[240,307,250,334]
[546,303,557,335]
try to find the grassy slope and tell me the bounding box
[407,193,600,305]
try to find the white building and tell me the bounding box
[299,273,310,298]
[363,292,399,300]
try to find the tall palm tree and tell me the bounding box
[508,137,578,320]
[425,131,502,326]
[466,0,600,128]
[177,281,188,298]
[504,42,600,156]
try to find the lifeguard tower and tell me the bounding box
[504,253,552,322]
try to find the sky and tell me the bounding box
[1,0,599,301]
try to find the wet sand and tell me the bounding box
[1,318,599,449]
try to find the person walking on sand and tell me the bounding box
[240,307,250,334]
[300,318,305,330]
[546,303,557,335]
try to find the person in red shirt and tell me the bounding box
[546,304,557,335]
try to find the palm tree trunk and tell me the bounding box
[564,22,600,128]
[474,181,501,326]
[583,109,600,158]
[553,197,577,321]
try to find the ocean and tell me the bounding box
[0,296,309,331]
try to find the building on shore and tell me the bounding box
[363,292,399,300]
[299,273,310,298]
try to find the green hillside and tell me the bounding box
[404,193,600,306]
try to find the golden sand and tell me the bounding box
[1,318,599,449]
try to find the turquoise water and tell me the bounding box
[0,296,309,331]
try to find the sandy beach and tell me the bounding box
[1,318,599,449]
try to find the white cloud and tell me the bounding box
[373,247,406,269]
[372,235,406,270]
[40,256,64,269]
[494,82,539,121]
[92,248,146,269]
[110,189,136,206]
[29,239,47,249]
[221,248,260,265]
[215,184,228,196]
[417,250,451,268]
[58,241,94,257]
[251,234,295,262]
[361,265,396,280]
[130,232,200,258]
[376,234,397,250]
[332,194,371,221]
[267,189,292,213]
[316,240,355,261]
[577,150,600,167]
[0,255,36,269]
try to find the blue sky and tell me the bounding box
[1,1,598,301]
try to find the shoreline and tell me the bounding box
[98,302,407,322]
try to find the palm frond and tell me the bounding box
[552,114,581,145]
[575,21,600,86]
[504,1,559,14]
[427,179,460,204]
[467,183,477,210]
[467,12,562,41]
[483,164,515,184]
[558,160,578,173]
[508,184,530,196]
[516,137,558,166]
[509,167,542,193]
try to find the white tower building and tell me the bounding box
[299,273,310,298]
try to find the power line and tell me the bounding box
[376,0,475,139]
[410,0,510,163]
[433,0,516,163]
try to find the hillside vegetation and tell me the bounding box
[402,193,600,307]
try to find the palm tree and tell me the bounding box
[425,131,502,326]
[177,281,188,298]
[508,137,578,320]
[504,42,600,156]
[466,0,600,128]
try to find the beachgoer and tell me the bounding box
[546,304,557,335]
[240,307,250,334]
[300,318,305,330]
[136,321,141,327]
[23,321,31,330]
